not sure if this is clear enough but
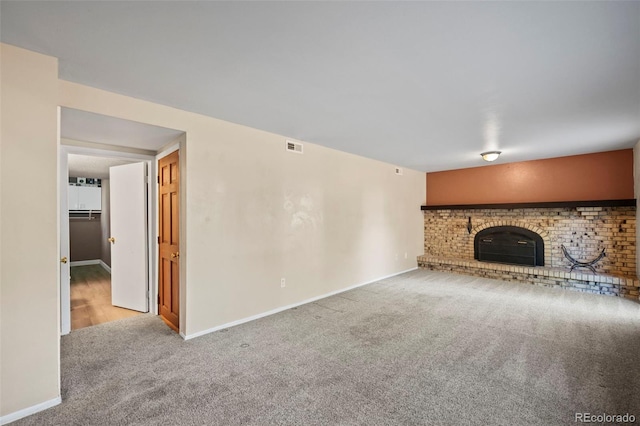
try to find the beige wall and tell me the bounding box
[69,214,102,262]
[1,43,425,417]
[59,80,426,337]
[0,45,60,416]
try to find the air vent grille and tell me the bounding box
[286,140,303,154]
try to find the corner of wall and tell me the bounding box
[634,140,640,282]
[1,43,61,418]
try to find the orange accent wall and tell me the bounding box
[426,149,634,205]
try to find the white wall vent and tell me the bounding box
[395,167,403,175]
[286,140,303,154]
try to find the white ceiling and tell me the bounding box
[2,1,639,172]
[61,108,184,151]
[68,154,133,180]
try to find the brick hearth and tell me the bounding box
[417,255,639,298]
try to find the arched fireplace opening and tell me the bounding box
[474,226,544,266]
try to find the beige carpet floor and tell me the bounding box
[14,269,640,425]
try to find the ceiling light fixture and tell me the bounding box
[480,151,501,162]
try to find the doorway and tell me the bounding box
[59,107,185,335]
[61,148,154,334]
[67,155,152,330]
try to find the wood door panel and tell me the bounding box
[162,258,171,305]
[161,193,171,243]
[158,150,179,332]
[171,192,179,245]
[171,260,179,313]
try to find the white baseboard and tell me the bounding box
[99,260,111,273]
[0,396,61,425]
[182,267,418,341]
[69,259,111,274]
[69,259,100,267]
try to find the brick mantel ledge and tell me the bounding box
[420,199,635,211]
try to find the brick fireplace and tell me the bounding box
[418,203,639,299]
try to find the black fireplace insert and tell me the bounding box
[474,226,544,266]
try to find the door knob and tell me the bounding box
[108,237,116,244]
[171,252,180,258]
[60,256,68,264]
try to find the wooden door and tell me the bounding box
[158,151,180,332]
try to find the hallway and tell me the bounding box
[70,265,141,330]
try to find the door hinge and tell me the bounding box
[157,294,160,305]
[157,236,160,244]
[157,176,160,184]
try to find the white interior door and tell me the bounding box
[110,162,148,312]
[60,149,71,335]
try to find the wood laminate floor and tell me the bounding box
[70,265,142,330]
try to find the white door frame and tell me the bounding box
[59,144,156,335]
